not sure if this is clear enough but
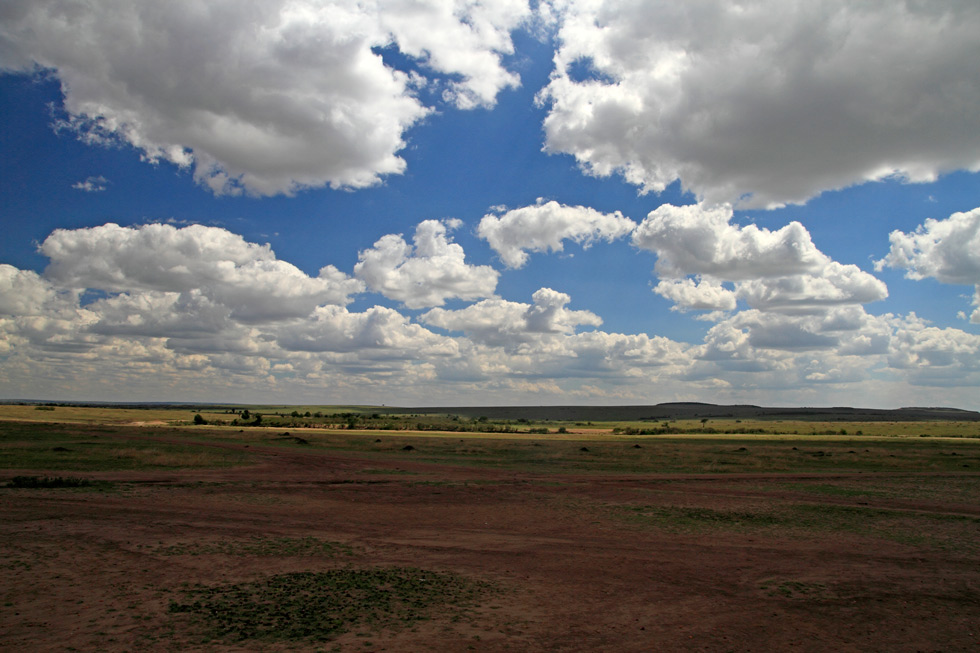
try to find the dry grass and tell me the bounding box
[0,404,196,425]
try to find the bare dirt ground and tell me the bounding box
[3,435,980,652]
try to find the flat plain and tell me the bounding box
[2,405,979,651]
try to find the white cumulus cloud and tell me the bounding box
[354,219,499,309]
[40,223,363,322]
[0,264,75,317]
[736,262,889,315]
[885,313,980,387]
[634,203,887,315]
[539,0,980,207]
[276,304,456,359]
[422,287,602,348]
[632,203,824,280]
[477,200,636,268]
[876,207,980,322]
[2,220,977,406]
[654,277,737,313]
[0,0,530,196]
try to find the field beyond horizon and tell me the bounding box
[2,405,980,651]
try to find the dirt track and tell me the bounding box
[3,436,980,651]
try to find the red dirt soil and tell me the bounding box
[2,436,979,652]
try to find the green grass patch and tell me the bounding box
[621,502,980,551]
[168,567,492,643]
[0,421,253,471]
[612,418,980,438]
[154,536,354,558]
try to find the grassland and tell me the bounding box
[2,404,979,651]
[4,416,979,476]
[0,420,252,471]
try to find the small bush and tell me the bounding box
[6,476,95,488]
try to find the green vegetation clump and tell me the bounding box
[169,567,492,642]
[155,536,353,558]
[228,410,555,433]
[4,475,99,488]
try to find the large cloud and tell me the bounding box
[88,290,234,340]
[736,262,889,315]
[0,264,76,317]
[876,207,980,322]
[354,219,499,309]
[422,287,602,348]
[277,305,456,359]
[633,203,887,314]
[633,204,824,280]
[477,200,636,268]
[0,265,94,355]
[40,223,363,322]
[539,1,980,207]
[887,314,980,381]
[0,0,529,196]
[693,307,980,393]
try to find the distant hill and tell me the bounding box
[395,403,980,422]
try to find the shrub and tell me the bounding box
[7,476,94,488]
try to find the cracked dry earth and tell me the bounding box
[2,435,980,652]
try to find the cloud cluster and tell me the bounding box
[41,223,363,322]
[633,203,887,315]
[0,0,530,196]
[539,0,980,207]
[354,219,498,309]
[1,217,978,407]
[477,201,636,268]
[877,208,980,322]
[422,287,602,348]
[6,2,980,209]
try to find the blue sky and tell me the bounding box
[1,1,979,408]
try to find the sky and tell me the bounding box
[1,1,979,409]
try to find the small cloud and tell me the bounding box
[478,201,635,268]
[72,176,108,192]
